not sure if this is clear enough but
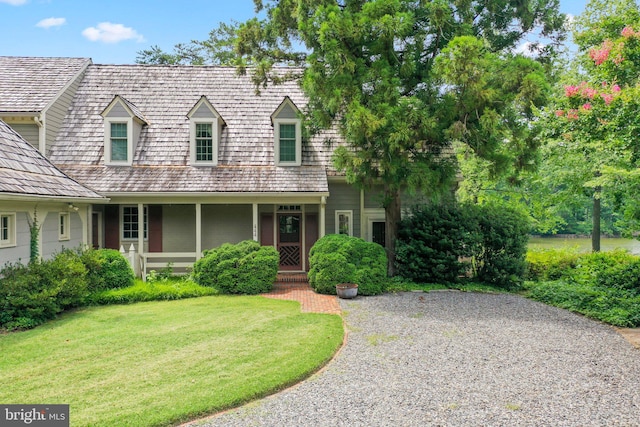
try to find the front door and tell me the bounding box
[278,213,301,270]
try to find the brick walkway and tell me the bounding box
[262,274,342,315]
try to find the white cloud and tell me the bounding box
[36,17,66,29]
[0,0,28,5]
[82,22,145,44]
[515,41,545,58]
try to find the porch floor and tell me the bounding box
[263,273,342,315]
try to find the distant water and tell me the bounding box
[528,236,640,255]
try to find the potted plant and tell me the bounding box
[336,283,358,299]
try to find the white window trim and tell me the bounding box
[104,117,134,166]
[59,212,70,241]
[121,205,148,241]
[189,119,219,165]
[0,212,16,248]
[274,118,302,166]
[335,210,353,236]
[363,208,385,243]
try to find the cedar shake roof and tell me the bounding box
[0,119,104,199]
[0,56,91,113]
[50,64,342,194]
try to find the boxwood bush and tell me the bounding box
[192,240,279,294]
[80,248,135,292]
[308,234,387,296]
[0,250,88,330]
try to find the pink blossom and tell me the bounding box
[564,85,580,97]
[621,26,637,38]
[581,87,597,99]
[589,40,613,65]
[582,103,592,110]
[612,84,621,92]
[601,93,614,105]
[555,110,565,117]
[567,109,579,120]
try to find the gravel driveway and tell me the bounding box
[188,291,640,426]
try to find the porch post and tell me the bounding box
[137,202,144,257]
[252,203,259,242]
[320,196,326,237]
[195,202,202,260]
[360,189,365,238]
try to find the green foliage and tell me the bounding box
[80,248,135,292]
[192,240,279,294]
[396,202,529,289]
[308,234,388,296]
[571,250,640,293]
[88,278,218,305]
[396,203,479,283]
[27,211,40,264]
[525,247,581,281]
[0,250,88,330]
[473,203,530,288]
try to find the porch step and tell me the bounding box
[276,272,309,283]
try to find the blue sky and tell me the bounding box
[1,0,588,64]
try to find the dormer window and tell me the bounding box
[187,96,225,166]
[101,95,148,166]
[271,97,302,166]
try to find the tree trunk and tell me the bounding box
[384,187,401,277]
[592,187,601,252]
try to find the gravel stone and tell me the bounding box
[188,292,640,427]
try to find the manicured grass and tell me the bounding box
[0,296,344,426]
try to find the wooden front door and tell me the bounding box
[278,213,301,270]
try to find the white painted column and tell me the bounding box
[195,202,202,259]
[252,203,258,242]
[320,196,326,237]
[80,205,89,248]
[137,203,144,256]
[360,189,365,238]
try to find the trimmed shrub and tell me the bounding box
[473,203,530,289]
[192,240,279,294]
[572,250,640,293]
[308,234,387,296]
[81,248,135,292]
[0,250,88,330]
[525,247,581,281]
[88,278,218,305]
[395,203,479,284]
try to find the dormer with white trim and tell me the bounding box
[101,95,148,166]
[187,96,225,166]
[271,97,302,167]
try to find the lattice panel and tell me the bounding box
[279,245,301,267]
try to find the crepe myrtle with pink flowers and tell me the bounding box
[542,24,640,251]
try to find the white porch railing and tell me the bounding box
[140,252,198,281]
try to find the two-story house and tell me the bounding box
[0,56,397,276]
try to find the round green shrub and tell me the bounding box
[82,248,135,292]
[192,240,279,294]
[309,234,387,296]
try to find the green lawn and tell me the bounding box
[0,296,344,426]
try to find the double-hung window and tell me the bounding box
[195,123,214,162]
[335,210,353,236]
[122,206,148,240]
[273,119,301,166]
[110,122,128,162]
[59,212,70,241]
[0,213,16,247]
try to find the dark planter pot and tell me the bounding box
[336,283,358,299]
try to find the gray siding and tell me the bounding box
[275,103,297,119]
[326,182,361,237]
[202,205,252,250]
[46,71,84,155]
[41,212,82,259]
[0,212,30,265]
[105,102,129,117]
[192,104,215,118]
[162,205,196,252]
[10,124,39,149]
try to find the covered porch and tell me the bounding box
[93,194,328,278]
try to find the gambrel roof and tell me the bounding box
[0,119,104,200]
[0,56,91,113]
[50,65,343,194]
